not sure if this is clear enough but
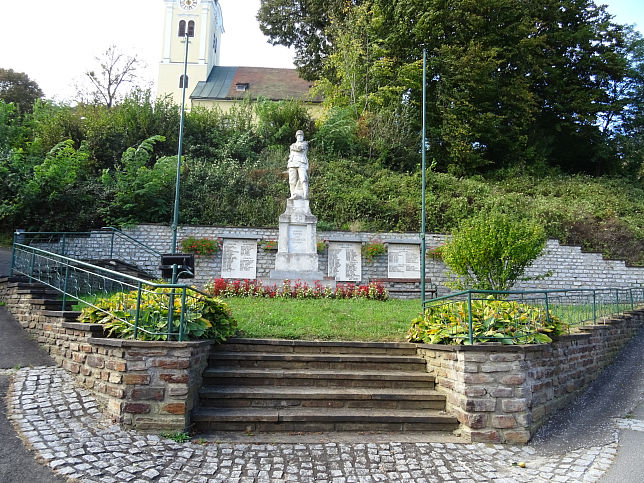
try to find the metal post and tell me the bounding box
[171,32,191,255]
[134,282,142,340]
[9,232,17,277]
[110,229,115,259]
[61,234,66,257]
[420,49,427,312]
[29,251,35,282]
[167,264,178,338]
[615,289,620,314]
[62,264,70,309]
[592,290,597,323]
[467,291,473,345]
[544,292,550,324]
[179,289,187,342]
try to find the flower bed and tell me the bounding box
[205,278,389,301]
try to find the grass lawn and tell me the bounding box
[224,297,424,342]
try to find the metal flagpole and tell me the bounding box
[171,32,191,257]
[420,49,427,311]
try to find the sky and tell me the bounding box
[0,0,642,102]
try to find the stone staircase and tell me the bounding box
[6,278,76,311]
[192,338,459,434]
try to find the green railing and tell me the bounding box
[422,287,644,344]
[10,243,203,341]
[13,228,161,278]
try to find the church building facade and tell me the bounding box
[157,0,320,113]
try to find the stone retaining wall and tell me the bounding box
[2,276,642,440]
[416,309,644,443]
[0,278,211,431]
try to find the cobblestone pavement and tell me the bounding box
[3,367,626,483]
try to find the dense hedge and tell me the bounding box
[1,94,642,265]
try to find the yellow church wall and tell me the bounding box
[157,63,209,106]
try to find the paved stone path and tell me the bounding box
[3,366,627,483]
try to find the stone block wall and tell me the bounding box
[118,226,644,296]
[516,239,644,291]
[122,224,434,294]
[21,225,644,297]
[0,278,212,431]
[416,309,644,443]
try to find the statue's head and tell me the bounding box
[296,130,304,140]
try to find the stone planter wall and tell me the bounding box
[416,309,644,443]
[0,278,212,431]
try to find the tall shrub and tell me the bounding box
[441,211,547,291]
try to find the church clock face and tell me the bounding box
[179,0,199,11]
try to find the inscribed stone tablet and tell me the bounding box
[287,225,308,253]
[221,239,257,279]
[328,242,362,282]
[388,244,420,279]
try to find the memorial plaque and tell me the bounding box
[328,242,362,282]
[287,225,308,253]
[221,239,257,279]
[388,244,421,279]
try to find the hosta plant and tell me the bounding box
[408,297,564,345]
[79,287,237,341]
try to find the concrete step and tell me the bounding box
[191,407,459,433]
[29,298,76,311]
[198,386,447,410]
[209,352,427,371]
[214,338,419,356]
[202,367,436,389]
[91,259,152,280]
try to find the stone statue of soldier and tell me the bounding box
[287,130,309,200]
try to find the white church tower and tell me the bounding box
[157,0,224,106]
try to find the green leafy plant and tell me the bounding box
[178,236,222,257]
[426,245,444,261]
[316,239,328,253]
[361,239,386,264]
[78,287,237,341]
[260,238,278,251]
[441,212,547,291]
[160,431,191,443]
[408,297,563,345]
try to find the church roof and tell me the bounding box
[190,66,321,103]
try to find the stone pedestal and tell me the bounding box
[269,199,324,282]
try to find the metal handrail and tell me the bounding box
[420,287,644,344]
[13,228,162,278]
[99,227,162,259]
[15,228,162,258]
[10,243,208,341]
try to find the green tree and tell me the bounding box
[257,0,348,80]
[11,140,99,231]
[255,99,314,147]
[441,212,547,291]
[0,68,43,113]
[100,135,175,225]
[612,28,644,178]
[268,0,636,175]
